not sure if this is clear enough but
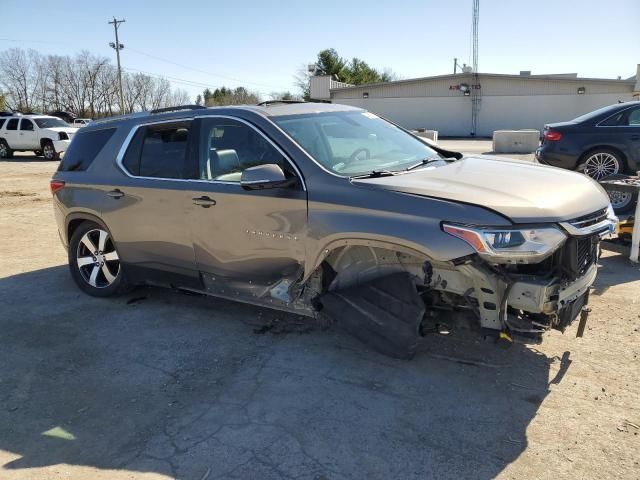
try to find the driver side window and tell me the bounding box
[198,119,287,182]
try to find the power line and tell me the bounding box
[124,47,284,90]
[0,37,287,92]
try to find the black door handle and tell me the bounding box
[192,196,216,207]
[107,189,124,199]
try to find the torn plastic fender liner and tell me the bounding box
[320,272,426,359]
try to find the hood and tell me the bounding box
[353,156,611,223]
[47,126,78,135]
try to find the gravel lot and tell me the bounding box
[1,148,639,480]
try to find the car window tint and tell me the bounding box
[600,111,625,126]
[626,108,640,126]
[0,119,5,129]
[199,119,287,182]
[6,119,18,130]
[20,119,34,131]
[58,128,116,172]
[34,117,68,128]
[138,122,193,179]
[121,127,146,176]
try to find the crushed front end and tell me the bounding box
[435,206,617,340]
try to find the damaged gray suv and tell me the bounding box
[52,102,616,357]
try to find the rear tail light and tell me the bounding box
[50,179,65,194]
[544,130,562,141]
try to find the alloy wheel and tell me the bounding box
[583,152,620,180]
[76,229,120,288]
[0,143,7,158]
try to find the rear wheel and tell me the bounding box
[581,149,623,180]
[0,140,13,159]
[42,140,58,161]
[68,222,128,297]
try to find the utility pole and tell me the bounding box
[470,0,480,136]
[108,17,126,115]
[453,58,458,74]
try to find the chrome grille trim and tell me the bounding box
[560,208,616,237]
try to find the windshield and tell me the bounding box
[34,117,69,128]
[274,111,442,176]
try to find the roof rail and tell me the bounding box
[150,105,207,115]
[256,100,307,106]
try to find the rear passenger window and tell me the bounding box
[626,108,640,126]
[0,119,5,129]
[20,119,34,131]
[58,128,116,172]
[600,112,624,126]
[6,118,18,130]
[121,122,194,179]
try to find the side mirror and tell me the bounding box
[240,164,296,190]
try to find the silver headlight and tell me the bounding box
[442,224,567,264]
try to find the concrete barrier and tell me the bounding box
[413,129,438,143]
[492,129,540,153]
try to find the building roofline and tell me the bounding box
[329,72,636,92]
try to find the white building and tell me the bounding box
[310,65,640,137]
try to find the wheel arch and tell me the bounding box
[40,137,54,148]
[578,145,629,172]
[304,236,433,283]
[66,213,110,246]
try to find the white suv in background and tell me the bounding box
[71,118,93,128]
[0,115,78,160]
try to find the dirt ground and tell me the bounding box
[0,149,639,480]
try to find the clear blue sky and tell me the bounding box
[1,0,638,100]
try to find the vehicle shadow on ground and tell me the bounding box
[0,155,52,163]
[0,265,556,479]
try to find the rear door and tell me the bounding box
[622,106,640,167]
[4,118,20,148]
[18,118,38,149]
[100,120,200,286]
[187,116,307,301]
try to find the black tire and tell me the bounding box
[579,148,625,180]
[609,191,638,215]
[603,174,638,215]
[68,221,130,297]
[0,139,13,159]
[42,140,58,161]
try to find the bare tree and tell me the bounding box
[0,48,43,111]
[149,78,171,110]
[169,88,190,107]
[0,47,201,117]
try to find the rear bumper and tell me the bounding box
[536,145,579,170]
[53,200,68,248]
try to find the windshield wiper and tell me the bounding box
[349,169,397,179]
[405,157,443,171]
